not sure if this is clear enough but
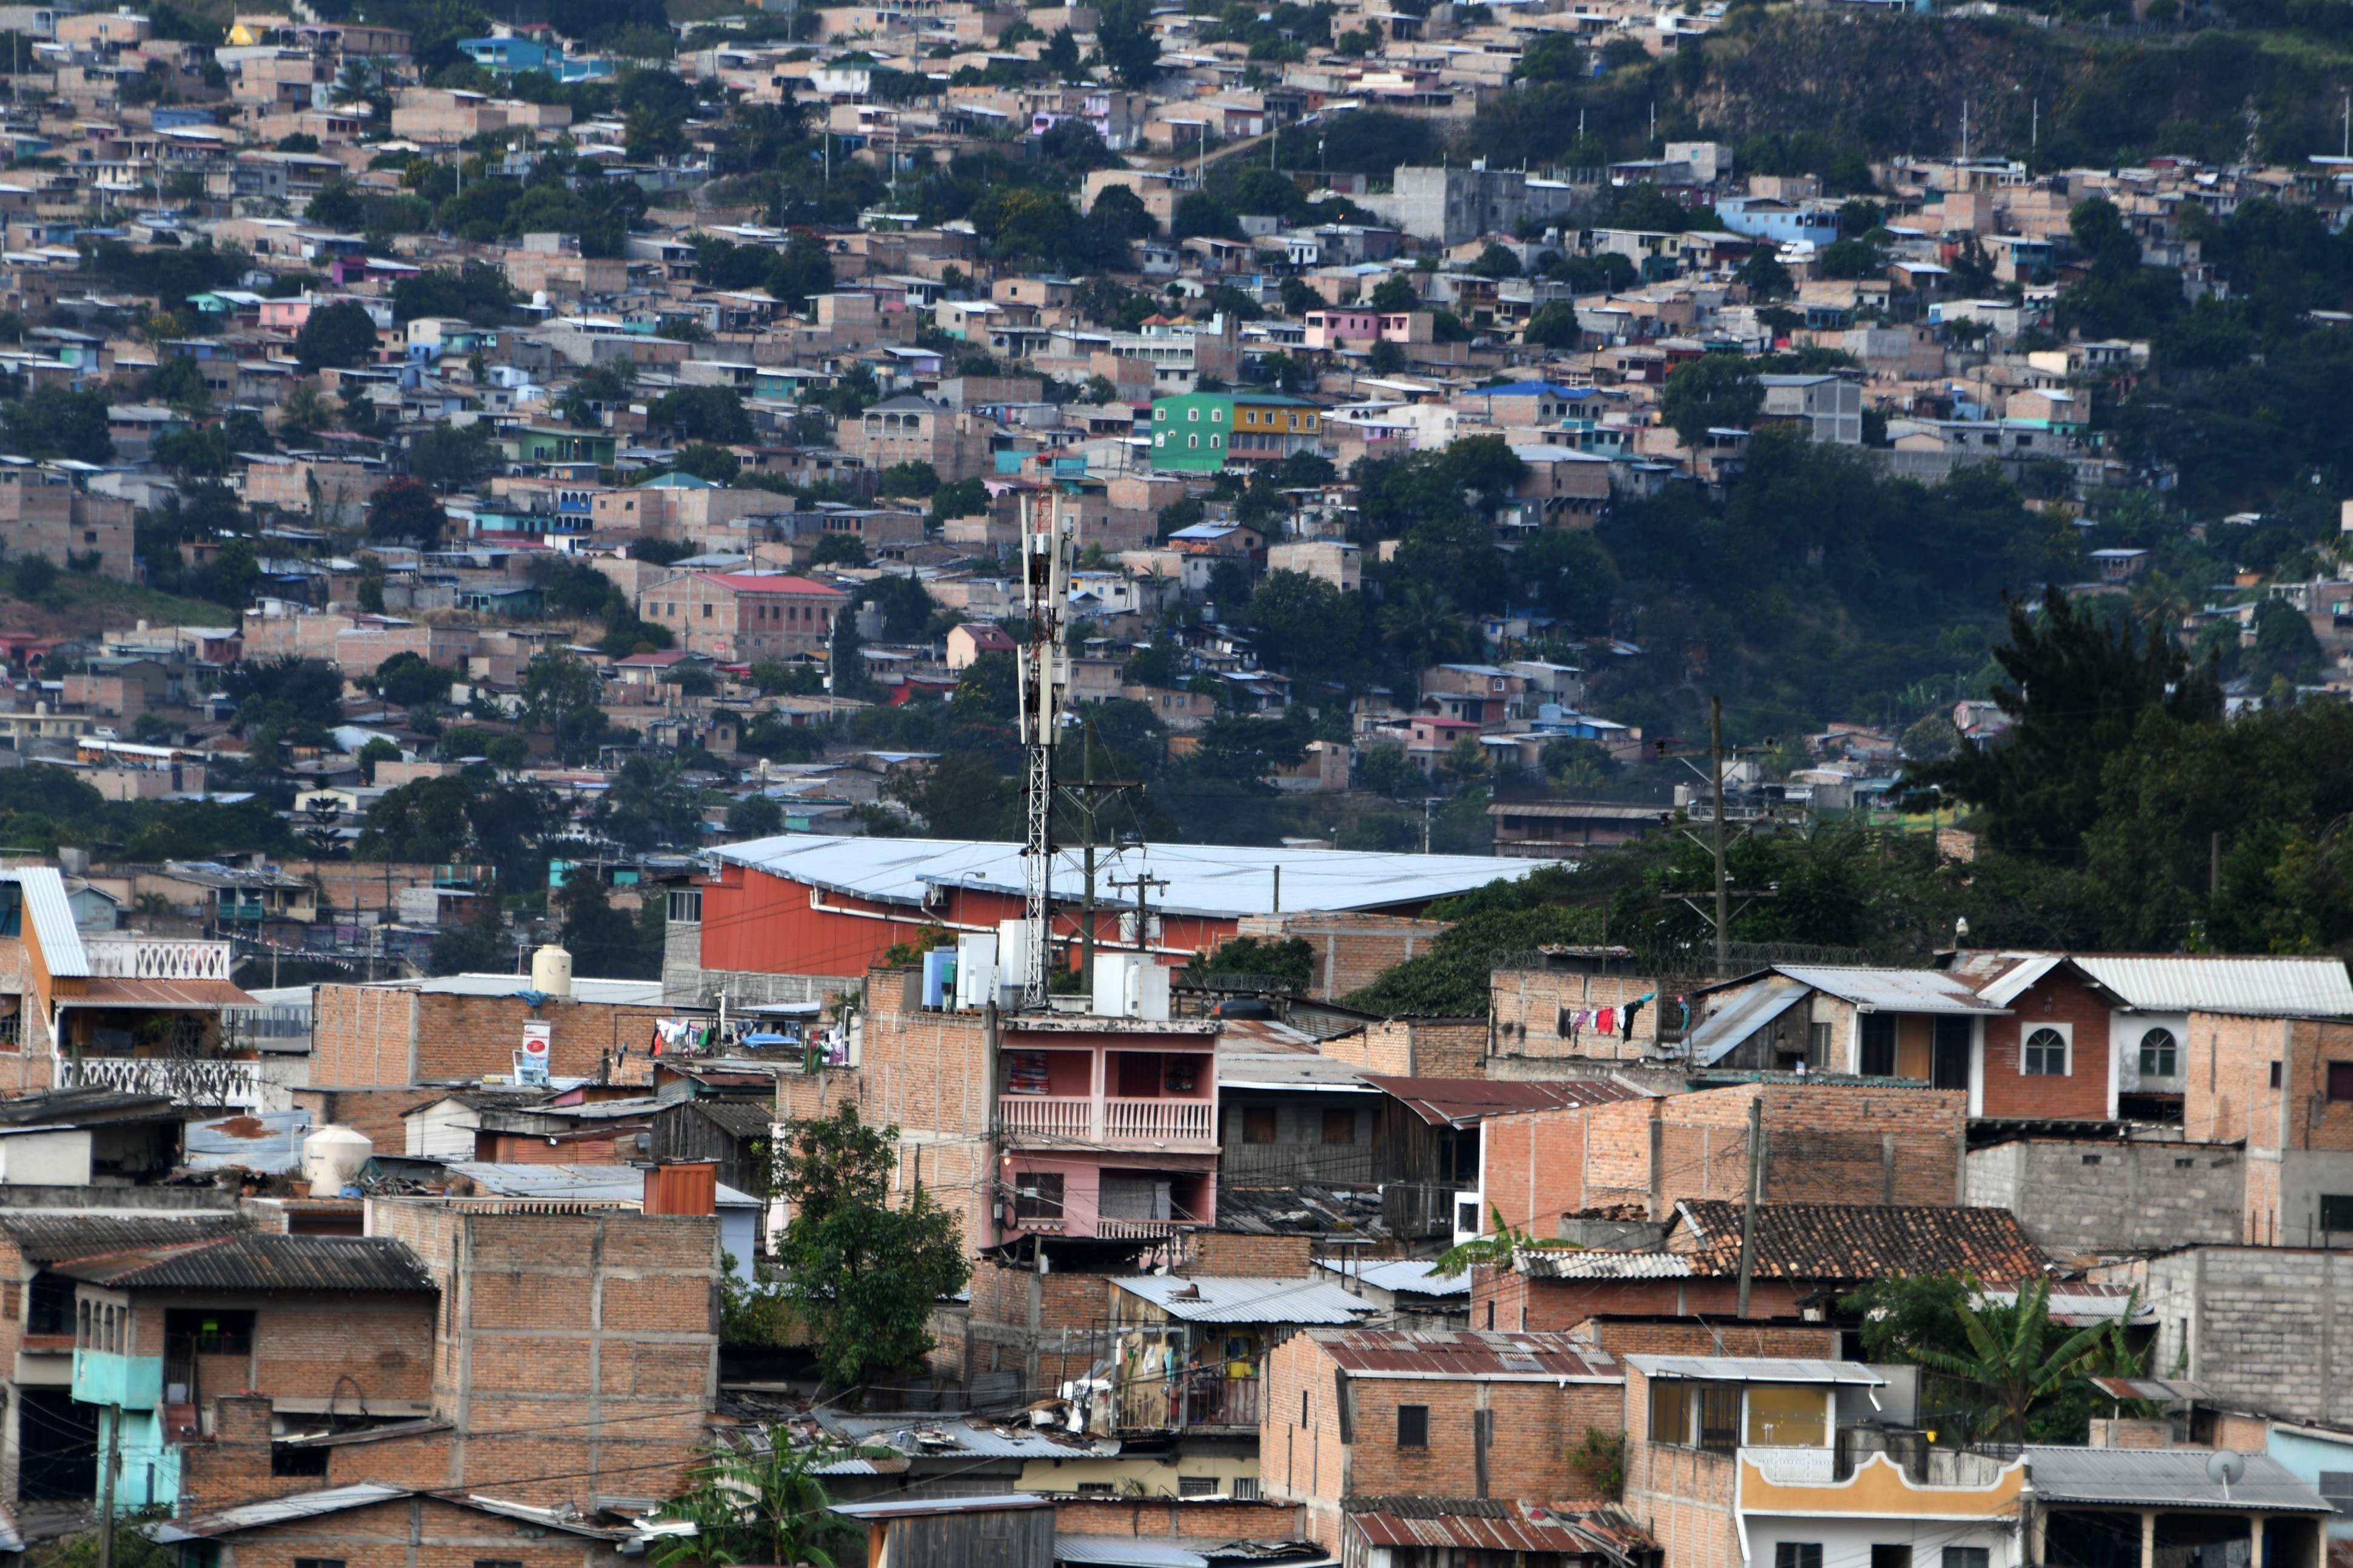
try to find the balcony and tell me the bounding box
[85,938,232,981]
[998,1096,1215,1149]
[59,1055,260,1110]
[72,1349,162,1411]
[1739,1446,1837,1484]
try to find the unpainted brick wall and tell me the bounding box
[963,1257,1115,1402]
[1051,1497,1306,1539]
[1181,1232,1315,1277]
[367,1199,719,1508]
[310,986,671,1089]
[1622,1363,1742,1568]
[1233,912,1448,1001]
[1980,969,2114,1119]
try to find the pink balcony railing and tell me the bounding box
[1103,1096,1214,1144]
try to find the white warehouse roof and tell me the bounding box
[712,833,1570,920]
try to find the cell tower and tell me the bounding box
[1016,493,1074,1009]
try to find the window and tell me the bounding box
[1859,1014,1896,1076]
[2140,1028,2178,1079]
[272,1444,330,1477]
[1188,407,1200,421]
[1189,435,1199,449]
[1211,407,1223,422]
[2330,1062,2353,1101]
[702,604,712,618]
[1178,1476,1218,1497]
[2317,1472,2353,1514]
[2023,1027,2069,1076]
[1944,1550,1990,1568]
[1210,435,1222,448]
[177,1309,253,1355]
[1014,1172,1064,1220]
[1649,1380,1689,1445]
[2272,1061,2284,1089]
[1745,1384,1827,1448]
[2321,1195,2353,1233]
[1775,1546,1822,1568]
[293,1560,347,1568]
[1455,1199,1480,1235]
[1321,1110,1355,1145]
[1807,1021,1830,1063]
[1698,1385,1741,1453]
[1242,1107,1278,1144]
[1396,1404,1428,1447]
[1233,1477,1261,1501]
[1300,1390,1310,1429]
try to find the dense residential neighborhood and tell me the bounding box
[0,0,2352,1560]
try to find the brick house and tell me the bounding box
[308,976,671,1090]
[637,570,848,662]
[839,395,995,482]
[1471,1200,2046,1331]
[51,1230,437,1514]
[1474,1082,1969,1238]
[2181,1010,2353,1246]
[1259,1327,1625,1552]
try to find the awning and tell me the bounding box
[1687,975,1810,1064]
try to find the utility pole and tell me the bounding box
[1735,1094,1763,1318]
[1057,719,1137,1000]
[1108,870,1168,953]
[96,1398,118,1568]
[1420,796,1442,854]
[1710,696,1729,977]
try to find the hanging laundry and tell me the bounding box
[1595,1006,1616,1035]
[1622,993,1655,1039]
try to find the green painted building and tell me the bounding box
[1148,392,1322,472]
[498,426,618,466]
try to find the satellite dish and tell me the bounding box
[2208,1450,2245,1500]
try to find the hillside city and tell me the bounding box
[0,0,2349,1560]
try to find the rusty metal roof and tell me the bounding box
[1344,1500,1650,1564]
[50,1233,435,1294]
[1363,1076,1642,1128]
[1314,1329,1618,1381]
[1669,1200,2047,1283]
[72,977,258,1009]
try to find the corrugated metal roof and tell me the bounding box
[8,866,87,977]
[821,1413,1117,1460]
[1362,1076,1641,1129]
[1115,1275,1379,1325]
[2075,955,2353,1015]
[150,1483,410,1543]
[1517,1251,1698,1281]
[1344,1500,1648,1563]
[75,977,257,1009]
[1314,1329,1617,1381]
[0,1212,249,1262]
[1315,1258,1470,1298]
[386,973,665,1004]
[444,1161,759,1208]
[1772,966,2009,1016]
[0,1088,176,1126]
[2021,1447,2332,1511]
[52,1233,435,1293]
[2090,1376,2213,1402]
[831,1493,1054,1520]
[186,1110,310,1175]
[1625,1355,1886,1384]
[1958,952,2353,1016]
[1688,976,1811,1064]
[1059,1537,1209,1567]
[713,833,1568,921]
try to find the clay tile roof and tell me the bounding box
[1668,1201,2047,1283]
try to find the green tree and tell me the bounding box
[1524,301,1582,351]
[652,1442,852,1568]
[1096,0,1162,87]
[294,300,381,371]
[1370,274,1420,313]
[1906,587,2221,854]
[1904,1275,2138,1446]
[774,1103,972,1398]
[726,794,785,838]
[409,423,497,492]
[1659,354,1764,455]
[556,870,659,978]
[374,652,455,710]
[366,478,446,544]
[2251,598,2323,685]
[356,735,401,782]
[652,385,753,444]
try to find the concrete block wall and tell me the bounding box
[1964,1139,2244,1253]
[1489,966,1687,1061]
[2142,1247,2353,1426]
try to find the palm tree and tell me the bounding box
[1916,1275,2130,1446]
[653,1441,851,1568]
[1380,582,1470,673]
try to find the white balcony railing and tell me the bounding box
[1104,1096,1214,1144]
[1740,1447,1838,1484]
[59,1055,261,1109]
[85,938,233,983]
[998,1095,1216,1147]
[1096,1217,1185,1238]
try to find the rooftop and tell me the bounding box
[52,1233,435,1294]
[1113,1274,1381,1326]
[1310,1328,1616,1380]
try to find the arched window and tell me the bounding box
[2023,1027,2069,1077]
[2138,1027,2178,1079]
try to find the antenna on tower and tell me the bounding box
[1016,490,1073,1010]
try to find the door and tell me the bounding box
[18,1389,96,1500]
[1933,1016,1972,1092]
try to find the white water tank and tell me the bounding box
[531,942,573,998]
[302,1125,372,1198]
